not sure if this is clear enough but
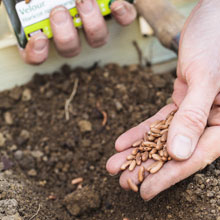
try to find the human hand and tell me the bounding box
[106,0,220,200]
[19,0,136,64]
[106,104,220,200]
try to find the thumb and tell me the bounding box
[168,81,218,161]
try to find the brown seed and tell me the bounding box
[150,120,161,128]
[141,151,149,162]
[132,148,139,156]
[149,161,164,174]
[142,141,157,147]
[161,131,168,142]
[151,133,161,138]
[159,124,169,129]
[71,177,83,185]
[152,154,162,161]
[150,127,161,134]
[138,146,144,151]
[129,160,136,171]
[127,178,138,192]
[160,128,168,135]
[149,154,152,159]
[148,135,155,141]
[150,148,157,155]
[145,146,153,151]
[161,156,167,162]
[121,161,132,170]
[132,139,142,147]
[159,150,164,157]
[136,153,142,166]
[163,149,168,157]
[165,115,173,126]
[127,155,135,160]
[138,166,145,182]
[168,156,172,161]
[156,138,163,150]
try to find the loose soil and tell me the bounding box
[0,64,220,220]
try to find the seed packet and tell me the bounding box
[3,0,116,48]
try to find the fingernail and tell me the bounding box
[33,36,47,52]
[114,5,126,16]
[109,173,117,177]
[172,135,193,159]
[76,0,93,14]
[51,7,68,25]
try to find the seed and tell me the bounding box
[156,138,163,150]
[121,160,132,170]
[165,115,173,126]
[148,135,155,141]
[146,161,157,172]
[71,177,83,185]
[136,153,142,166]
[132,148,139,156]
[132,139,142,147]
[150,127,161,134]
[138,146,144,151]
[138,166,145,182]
[141,151,148,162]
[161,156,167,162]
[129,160,136,171]
[145,147,152,151]
[150,120,160,128]
[149,161,164,174]
[163,149,168,157]
[168,156,172,161]
[152,154,162,161]
[142,141,156,147]
[127,178,138,192]
[149,148,157,155]
[161,131,168,142]
[151,133,161,138]
[127,155,135,160]
[160,129,168,135]
[149,154,152,159]
[159,150,164,157]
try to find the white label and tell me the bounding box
[16,0,76,27]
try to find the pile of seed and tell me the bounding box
[120,110,176,192]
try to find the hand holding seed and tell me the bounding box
[106,104,220,200]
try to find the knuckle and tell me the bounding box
[86,21,105,38]
[55,34,75,45]
[179,108,207,133]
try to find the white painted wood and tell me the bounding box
[0,0,198,91]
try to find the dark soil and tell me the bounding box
[0,64,220,220]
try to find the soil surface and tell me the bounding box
[0,64,220,220]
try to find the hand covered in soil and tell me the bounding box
[19,0,136,64]
[107,0,220,200]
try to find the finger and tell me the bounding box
[119,159,153,190]
[208,106,220,126]
[111,0,137,26]
[106,148,133,176]
[140,126,220,201]
[115,104,177,152]
[76,0,108,48]
[213,93,220,105]
[167,82,218,161]
[19,33,49,65]
[50,6,81,57]
[171,78,187,107]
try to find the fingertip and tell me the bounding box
[24,33,49,65]
[111,1,137,26]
